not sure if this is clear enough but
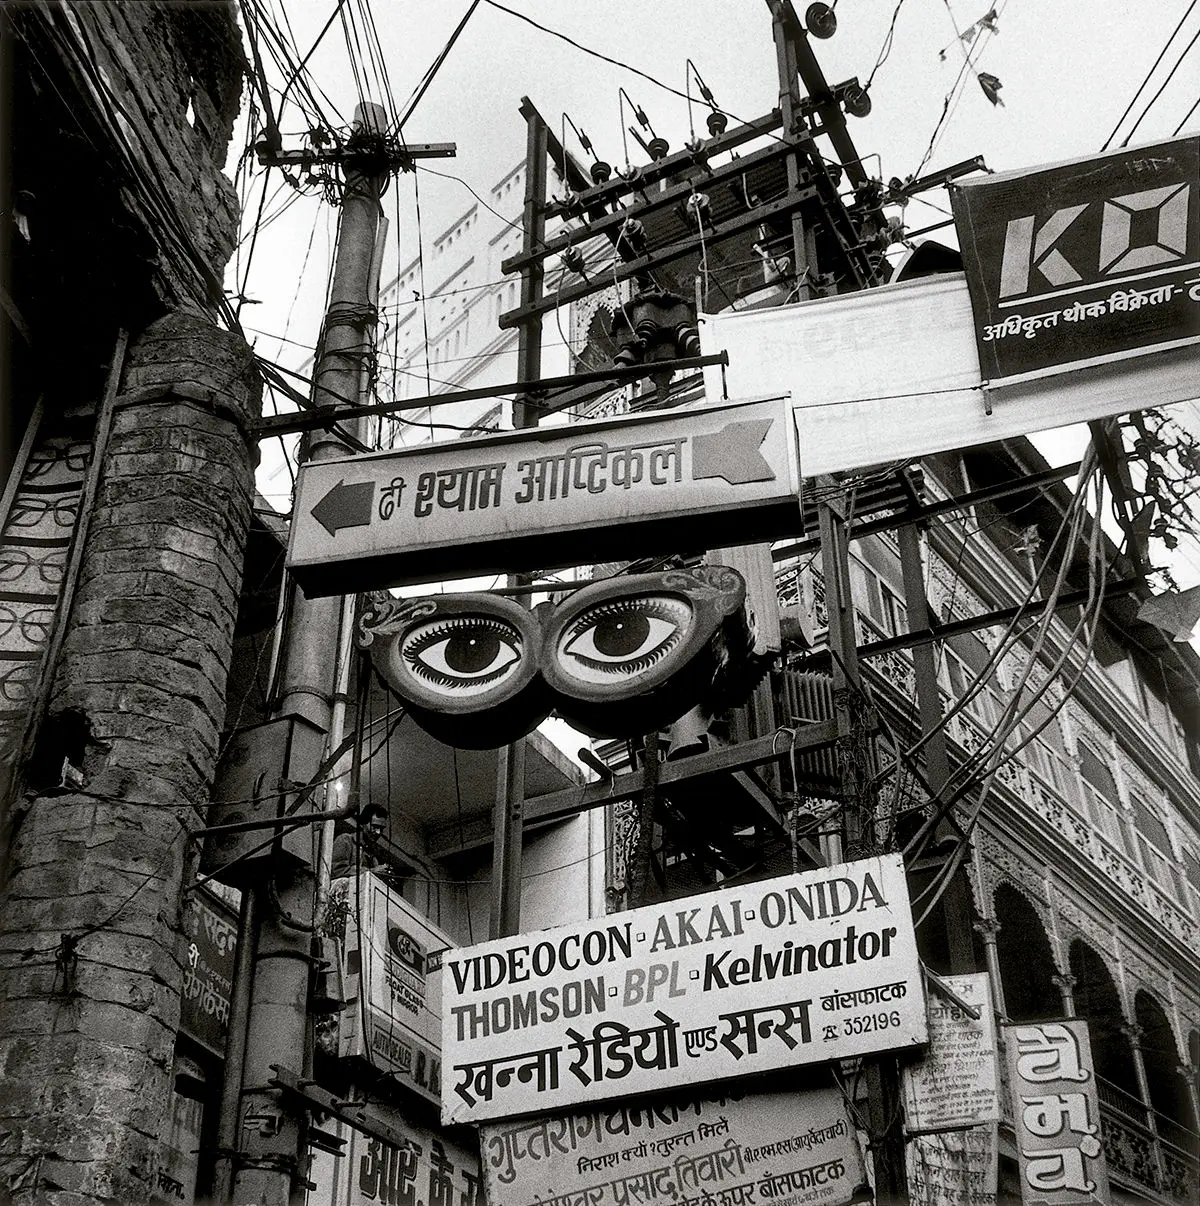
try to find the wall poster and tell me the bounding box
[903,971,999,1132]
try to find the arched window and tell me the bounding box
[1069,940,1139,1101]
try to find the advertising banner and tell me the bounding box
[701,277,1200,478]
[1003,1019,1110,1205]
[179,887,237,1055]
[305,1117,481,1206]
[903,972,999,1132]
[289,396,800,595]
[480,1087,865,1206]
[952,136,1200,385]
[337,872,456,1107]
[440,855,926,1124]
[906,1125,998,1206]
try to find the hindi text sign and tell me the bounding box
[904,972,999,1132]
[179,888,237,1055]
[481,1087,865,1206]
[906,1125,998,1206]
[305,1116,481,1206]
[288,397,799,595]
[951,135,1200,385]
[440,855,926,1125]
[1004,1019,1110,1205]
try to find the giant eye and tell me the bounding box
[401,617,523,696]
[541,567,750,739]
[361,593,549,748]
[556,596,692,685]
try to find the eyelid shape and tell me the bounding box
[359,593,550,748]
[542,566,749,738]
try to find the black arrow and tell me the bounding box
[311,479,375,537]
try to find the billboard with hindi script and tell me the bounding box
[1004,1019,1111,1205]
[951,135,1200,386]
[287,396,799,596]
[439,854,925,1125]
[479,1086,865,1206]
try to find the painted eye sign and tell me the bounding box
[358,566,753,748]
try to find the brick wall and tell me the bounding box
[0,314,261,1204]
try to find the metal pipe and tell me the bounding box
[212,885,258,1205]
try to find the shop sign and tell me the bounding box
[305,1116,481,1206]
[180,887,237,1055]
[337,872,456,1107]
[480,1086,865,1206]
[951,135,1200,385]
[1003,1019,1110,1204]
[288,396,799,595]
[904,972,1000,1132]
[440,854,925,1125]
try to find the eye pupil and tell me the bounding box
[445,632,500,673]
[593,615,650,657]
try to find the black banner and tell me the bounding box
[951,136,1200,383]
[181,889,238,1055]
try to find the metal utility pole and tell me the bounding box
[220,102,396,1206]
[489,102,549,939]
[768,4,910,1197]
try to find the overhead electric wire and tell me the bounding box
[903,464,1111,888]
[396,0,481,130]
[1118,18,1200,147]
[866,0,912,91]
[910,0,1009,180]
[1101,0,1200,149]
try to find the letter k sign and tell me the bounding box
[998,183,1192,300]
[999,205,1087,298]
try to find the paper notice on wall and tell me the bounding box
[906,1124,998,1206]
[903,972,1000,1131]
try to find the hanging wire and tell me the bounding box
[1102,0,1200,148]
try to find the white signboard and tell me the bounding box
[481,1087,865,1206]
[700,274,1200,477]
[904,972,999,1132]
[440,855,926,1124]
[336,872,455,1107]
[1004,1019,1110,1205]
[287,396,800,595]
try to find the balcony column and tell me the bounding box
[973,917,1006,1016]
[1123,1022,1168,1189]
[1051,972,1077,1017]
[1177,1062,1200,1146]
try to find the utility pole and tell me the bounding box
[767,3,910,1199]
[489,102,550,939]
[219,103,454,1206]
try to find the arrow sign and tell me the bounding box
[692,418,775,484]
[311,479,374,536]
[288,396,799,595]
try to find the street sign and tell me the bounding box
[286,397,799,595]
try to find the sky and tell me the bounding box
[230,0,1200,579]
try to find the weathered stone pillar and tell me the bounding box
[0,310,260,1206]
